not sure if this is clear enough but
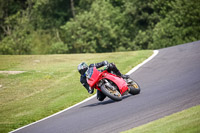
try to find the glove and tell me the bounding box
[104,65,109,70]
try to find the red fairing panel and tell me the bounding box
[103,73,128,94]
[86,67,129,95]
[87,67,101,87]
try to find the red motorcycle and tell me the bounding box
[86,67,140,101]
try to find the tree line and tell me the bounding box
[0,0,199,54]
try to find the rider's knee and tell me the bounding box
[97,90,106,101]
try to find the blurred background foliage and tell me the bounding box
[0,0,199,54]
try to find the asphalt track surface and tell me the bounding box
[13,41,200,133]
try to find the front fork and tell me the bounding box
[122,78,134,95]
[125,78,139,89]
[125,78,134,85]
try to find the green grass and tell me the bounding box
[122,105,200,133]
[0,50,152,133]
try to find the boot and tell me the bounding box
[121,74,129,79]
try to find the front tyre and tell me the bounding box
[128,80,140,95]
[101,84,122,101]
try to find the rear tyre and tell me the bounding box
[128,80,140,95]
[101,84,122,101]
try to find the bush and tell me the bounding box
[149,0,200,48]
[61,0,131,53]
[0,30,32,55]
[49,42,68,54]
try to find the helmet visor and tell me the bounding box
[78,62,88,74]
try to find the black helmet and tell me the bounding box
[77,62,88,75]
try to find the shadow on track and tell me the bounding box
[82,95,132,108]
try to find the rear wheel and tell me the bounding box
[101,84,122,101]
[128,80,140,95]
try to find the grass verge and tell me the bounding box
[122,105,200,133]
[0,50,152,133]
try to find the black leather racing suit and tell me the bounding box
[80,61,123,101]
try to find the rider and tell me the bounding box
[77,61,129,101]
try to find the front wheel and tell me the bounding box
[101,84,122,101]
[128,80,140,95]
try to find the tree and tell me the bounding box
[70,0,76,18]
[1,0,200,54]
[61,0,130,53]
[149,0,200,49]
[0,0,76,54]
[0,0,27,39]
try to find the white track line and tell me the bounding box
[10,95,96,133]
[10,50,159,133]
[126,50,159,75]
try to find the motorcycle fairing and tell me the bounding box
[102,73,129,94]
[86,67,129,95]
[87,67,101,87]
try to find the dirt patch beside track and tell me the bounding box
[0,71,25,74]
